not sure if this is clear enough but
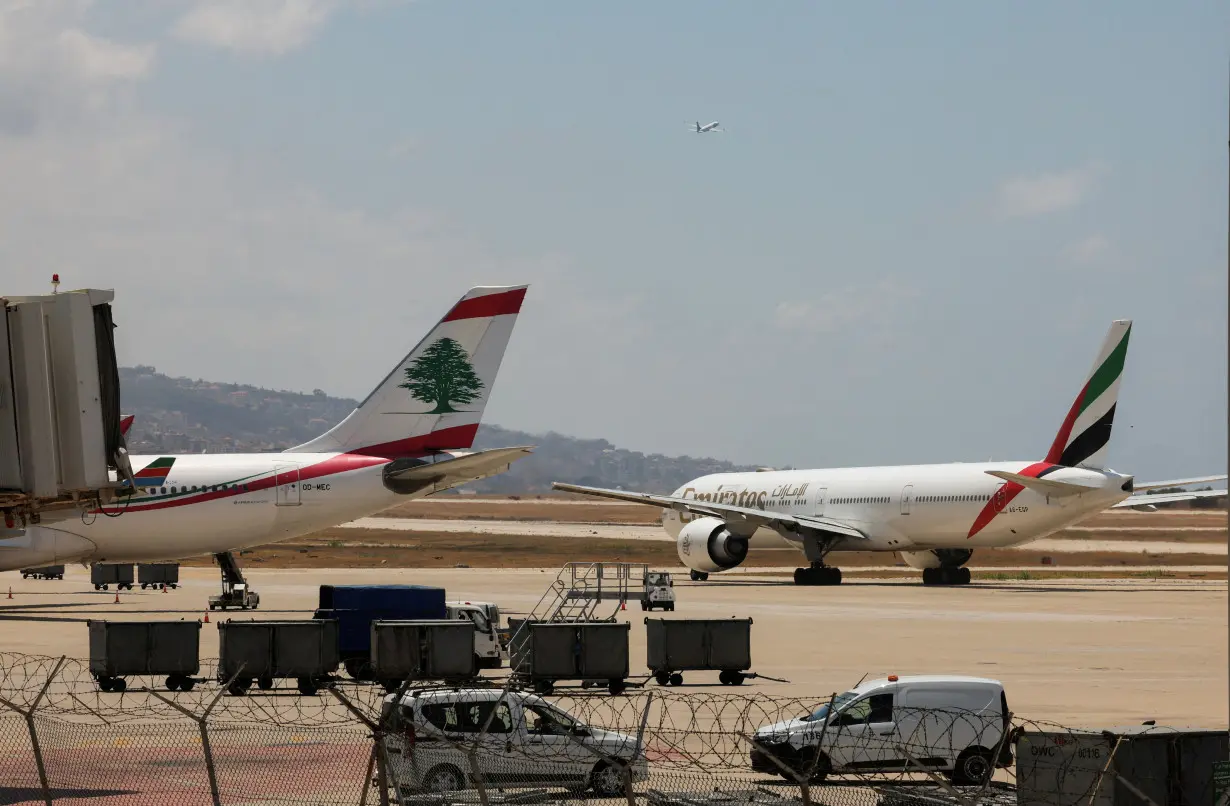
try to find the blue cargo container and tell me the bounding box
[313,585,447,676]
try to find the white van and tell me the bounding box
[382,688,649,796]
[750,675,1012,785]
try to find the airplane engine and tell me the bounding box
[900,548,974,570]
[676,517,749,574]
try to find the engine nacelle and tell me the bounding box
[676,517,749,574]
[900,548,974,570]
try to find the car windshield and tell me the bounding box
[800,691,857,722]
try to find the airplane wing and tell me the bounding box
[552,482,866,541]
[385,447,534,496]
[1111,488,1227,510]
[1132,475,1227,491]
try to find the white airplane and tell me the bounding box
[556,320,1227,586]
[691,121,723,133]
[0,285,533,572]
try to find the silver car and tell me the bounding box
[382,688,650,796]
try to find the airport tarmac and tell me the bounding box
[0,565,1224,729]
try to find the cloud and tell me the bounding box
[173,0,339,55]
[0,0,156,132]
[1062,234,1111,265]
[996,164,1103,218]
[774,278,918,336]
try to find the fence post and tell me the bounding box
[149,666,244,806]
[0,655,66,806]
[331,679,418,806]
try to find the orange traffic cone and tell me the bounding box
[203,611,209,623]
[6,587,11,599]
[620,599,626,611]
[113,591,120,604]
[162,583,167,593]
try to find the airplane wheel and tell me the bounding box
[669,673,683,686]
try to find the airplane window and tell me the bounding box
[161,487,167,495]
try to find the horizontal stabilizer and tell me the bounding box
[384,447,533,496]
[984,470,1097,498]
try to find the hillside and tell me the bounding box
[118,366,760,493]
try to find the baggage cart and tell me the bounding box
[87,619,202,692]
[20,565,64,580]
[138,563,180,589]
[217,619,341,695]
[509,619,630,695]
[645,617,753,686]
[91,563,134,591]
[371,619,477,691]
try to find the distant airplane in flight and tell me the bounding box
[690,121,723,133]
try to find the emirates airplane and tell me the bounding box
[557,320,1226,586]
[0,285,532,573]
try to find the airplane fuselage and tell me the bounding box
[662,460,1133,554]
[1,451,419,570]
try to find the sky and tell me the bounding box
[0,0,1226,479]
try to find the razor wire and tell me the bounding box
[0,652,1217,806]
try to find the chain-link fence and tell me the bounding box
[0,653,1221,806]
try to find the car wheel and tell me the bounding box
[424,764,466,793]
[952,747,993,785]
[590,762,625,797]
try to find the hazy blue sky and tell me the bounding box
[1,1,1226,479]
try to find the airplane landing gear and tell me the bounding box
[922,567,972,586]
[689,570,709,582]
[793,562,842,586]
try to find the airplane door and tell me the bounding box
[274,463,301,507]
[900,485,914,515]
[813,488,828,517]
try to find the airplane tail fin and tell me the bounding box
[1044,319,1132,470]
[285,285,528,458]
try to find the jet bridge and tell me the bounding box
[0,283,133,528]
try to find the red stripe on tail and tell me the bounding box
[1045,382,1089,465]
[442,288,527,322]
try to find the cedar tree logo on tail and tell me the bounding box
[399,337,485,414]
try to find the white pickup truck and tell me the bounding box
[446,601,504,669]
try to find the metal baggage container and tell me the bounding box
[371,619,477,688]
[20,565,64,580]
[90,563,134,590]
[217,619,340,695]
[509,620,630,695]
[1017,726,1229,806]
[138,563,180,588]
[645,617,752,686]
[87,620,202,692]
